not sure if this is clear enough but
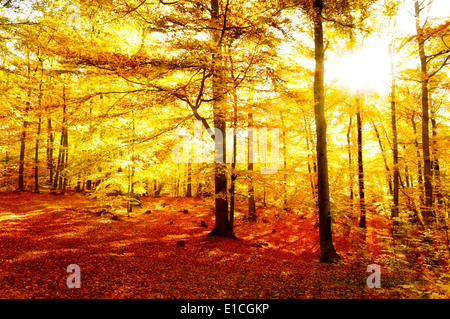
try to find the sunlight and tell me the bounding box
[327,39,391,94]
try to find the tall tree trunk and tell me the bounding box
[52,128,64,192]
[34,64,44,193]
[356,95,366,229]
[347,115,354,211]
[229,88,238,227]
[18,120,27,191]
[53,87,67,193]
[415,0,433,224]
[34,116,41,193]
[228,60,239,227]
[127,109,136,214]
[61,128,68,194]
[47,116,54,185]
[411,113,424,198]
[304,112,318,207]
[371,119,393,196]
[430,108,443,215]
[388,42,399,227]
[19,54,32,191]
[208,0,234,238]
[280,111,288,211]
[312,0,339,262]
[247,112,257,221]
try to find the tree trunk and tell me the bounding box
[18,120,27,191]
[186,161,192,197]
[127,109,136,214]
[53,87,67,193]
[415,0,433,224]
[411,113,424,198]
[356,95,366,229]
[229,75,238,227]
[52,128,64,192]
[430,108,443,216]
[247,112,257,221]
[312,0,339,262]
[208,0,235,238]
[61,128,68,194]
[34,116,41,193]
[304,112,318,206]
[371,119,392,196]
[347,115,354,211]
[47,116,54,185]
[280,111,288,211]
[389,42,399,227]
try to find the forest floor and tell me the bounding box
[1,190,450,299]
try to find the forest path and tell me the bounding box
[0,191,420,298]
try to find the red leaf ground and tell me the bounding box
[0,191,445,298]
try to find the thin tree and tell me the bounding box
[247,112,257,221]
[389,42,399,227]
[356,94,366,228]
[347,115,354,211]
[414,0,433,223]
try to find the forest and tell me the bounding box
[0,0,450,299]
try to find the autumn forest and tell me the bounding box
[1,0,450,300]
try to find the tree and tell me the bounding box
[356,94,366,228]
[389,40,400,227]
[311,0,339,262]
[413,0,450,223]
[414,0,433,222]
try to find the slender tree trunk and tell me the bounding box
[312,0,339,262]
[34,64,44,193]
[430,108,443,215]
[415,0,433,224]
[228,65,239,226]
[58,88,68,192]
[371,119,393,196]
[19,55,32,191]
[305,113,316,201]
[18,120,27,191]
[280,111,288,210]
[34,116,41,193]
[356,95,366,229]
[61,128,68,194]
[52,128,64,192]
[347,115,354,211]
[229,89,238,227]
[411,113,424,198]
[389,43,399,227]
[247,112,257,221]
[404,147,410,189]
[305,112,318,207]
[47,116,54,184]
[127,109,136,214]
[53,87,67,193]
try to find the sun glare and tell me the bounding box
[327,39,391,94]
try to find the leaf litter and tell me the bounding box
[0,191,448,298]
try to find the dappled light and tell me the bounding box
[0,0,450,303]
